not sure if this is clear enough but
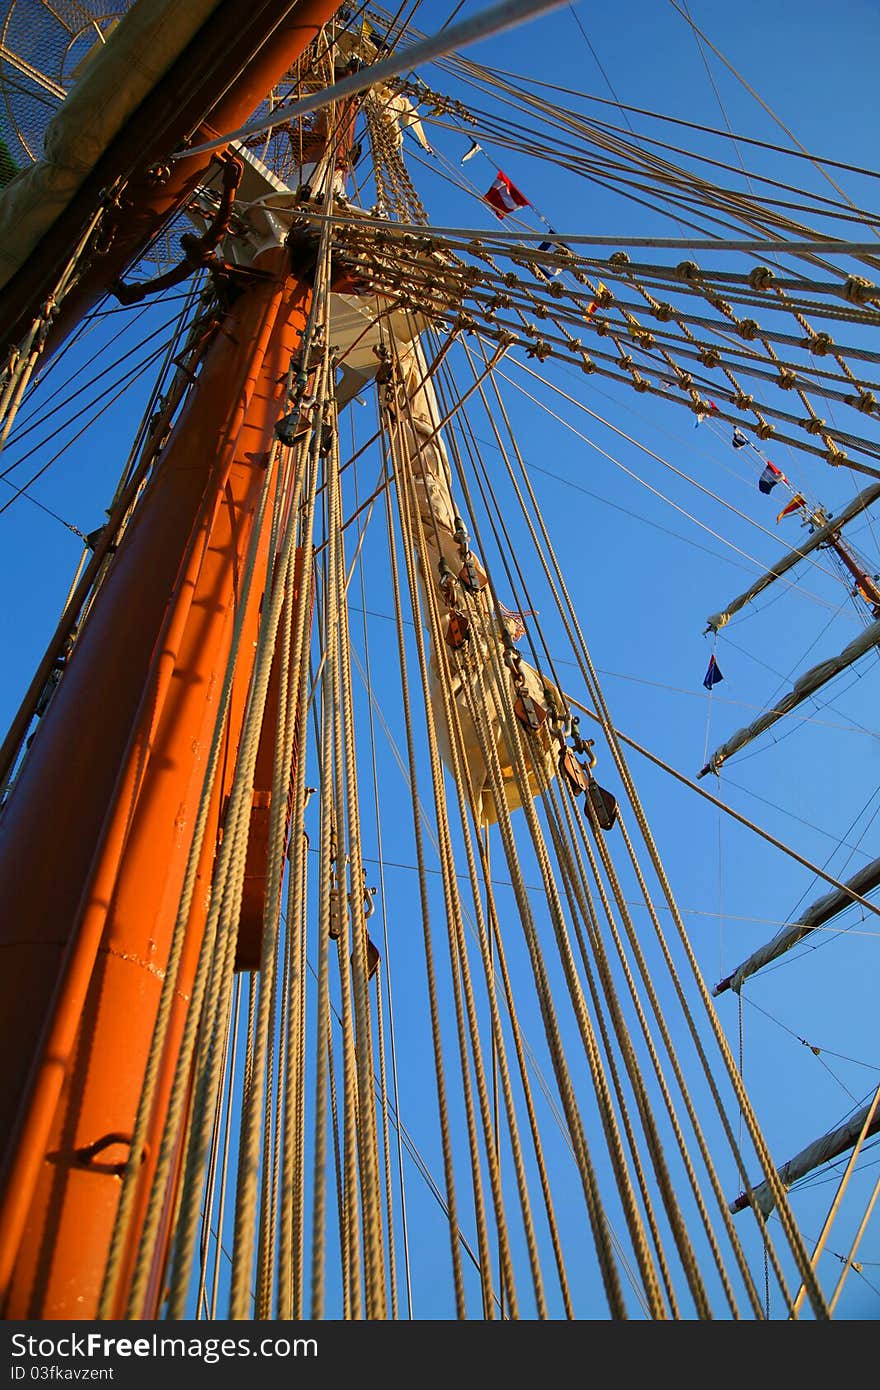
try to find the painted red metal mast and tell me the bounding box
[0,0,343,1318]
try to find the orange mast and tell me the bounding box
[0,0,343,351]
[0,1,343,1318]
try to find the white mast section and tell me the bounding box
[386,331,560,824]
[705,483,880,633]
[714,854,880,995]
[698,616,880,777]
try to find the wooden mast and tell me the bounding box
[0,0,343,1319]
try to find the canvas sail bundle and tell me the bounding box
[715,853,880,994]
[700,617,880,777]
[705,484,880,634]
[0,0,224,290]
[387,333,560,824]
[731,1099,880,1217]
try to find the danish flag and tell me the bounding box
[484,171,529,219]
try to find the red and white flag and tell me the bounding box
[484,170,529,219]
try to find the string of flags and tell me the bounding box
[451,150,813,701]
[458,139,567,280]
[697,431,808,685]
[461,144,806,534]
[704,411,807,516]
[471,153,564,276]
[456,144,803,535]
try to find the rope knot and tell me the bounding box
[747,265,774,291]
[676,260,701,281]
[846,390,877,414]
[737,318,760,341]
[806,331,833,355]
[801,415,826,435]
[526,339,552,361]
[841,275,875,304]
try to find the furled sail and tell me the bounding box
[386,332,560,824]
[714,854,880,995]
[0,0,224,290]
[375,84,432,152]
[730,1099,880,1217]
[705,484,880,633]
[698,617,880,777]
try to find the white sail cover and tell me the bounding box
[388,332,560,825]
[700,617,880,776]
[715,854,880,995]
[0,0,224,291]
[706,483,880,633]
[375,84,432,152]
[731,1099,880,1217]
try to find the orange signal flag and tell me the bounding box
[587,281,610,315]
[777,493,806,523]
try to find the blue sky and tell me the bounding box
[1,0,879,1319]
